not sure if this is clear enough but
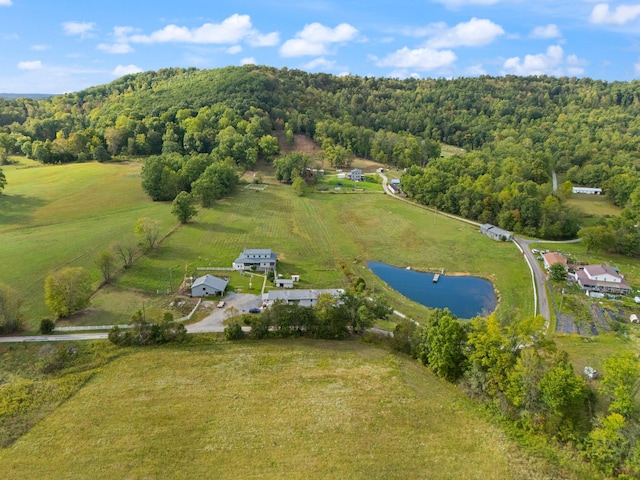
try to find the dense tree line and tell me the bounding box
[5,65,640,242]
[228,289,392,341]
[140,152,239,204]
[391,309,640,477]
[401,143,581,239]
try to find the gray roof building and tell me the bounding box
[262,289,344,307]
[191,274,229,297]
[480,223,513,242]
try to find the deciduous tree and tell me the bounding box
[135,217,162,250]
[44,267,92,318]
[96,249,116,284]
[171,191,197,223]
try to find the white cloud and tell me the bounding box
[635,58,640,75]
[128,14,277,47]
[240,57,256,65]
[302,57,337,70]
[62,21,95,37]
[247,31,280,47]
[31,44,51,51]
[376,46,457,71]
[425,18,504,48]
[280,22,358,57]
[112,64,143,77]
[590,3,640,25]
[97,26,137,54]
[18,60,43,70]
[227,45,243,54]
[0,0,12,5]
[530,24,562,39]
[502,45,586,76]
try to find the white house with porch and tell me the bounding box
[232,248,277,271]
[574,264,631,295]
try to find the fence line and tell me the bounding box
[53,299,202,332]
[53,324,133,332]
[196,267,235,271]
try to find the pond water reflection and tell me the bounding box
[368,261,497,319]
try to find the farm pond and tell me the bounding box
[368,261,497,319]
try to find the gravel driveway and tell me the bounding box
[186,292,262,333]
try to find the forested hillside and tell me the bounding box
[2,65,640,243]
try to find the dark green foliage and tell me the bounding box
[416,309,467,382]
[549,263,567,282]
[224,322,245,341]
[108,314,187,347]
[191,161,239,207]
[273,152,310,184]
[0,168,6,193]
[39,318,55,334]
[390,318,419,356]
[171,191,197,223]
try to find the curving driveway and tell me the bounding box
[186,292,261,333]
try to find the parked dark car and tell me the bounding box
[249,307,261,314]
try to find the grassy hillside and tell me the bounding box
[0,339,583,479]
[0,157,176,326]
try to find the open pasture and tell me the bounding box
[2,157,532,330]
[566,193,622,227]
[117,178,533,323]
[0,159,175,327]
[0,340,577,479]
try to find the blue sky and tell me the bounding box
[1,0,640,93]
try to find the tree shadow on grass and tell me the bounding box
[0,194,47,227]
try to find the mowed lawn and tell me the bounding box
[0,340,569,480]
[0,158,175,326]
[116,181,533,322]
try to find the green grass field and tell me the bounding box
[110,176,533,324]
[0,339,583,480]
[566,193,622,227]
[1,157,533,330]
[0,158,176,327]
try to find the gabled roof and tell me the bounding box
[243,248,273,256]
[192,274,228,292]
[263,289,344,302]
[542,252,567,267]
[584,264,619,278]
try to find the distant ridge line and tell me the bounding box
[0,93,53,100]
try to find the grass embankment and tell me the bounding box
[0,339,577,480]
[0,158,175,328]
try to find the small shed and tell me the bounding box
[275,278,294,289]
[191,274,229,297]
[631,314,639,324]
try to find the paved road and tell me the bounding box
[514,237,550,327]
[0,293,262,343]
